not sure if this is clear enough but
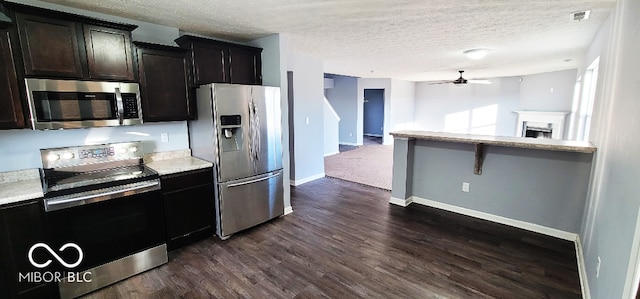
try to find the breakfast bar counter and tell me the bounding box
[390,130,596,153]
[389,130,596,238]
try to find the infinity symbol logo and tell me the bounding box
[28,243,83,269]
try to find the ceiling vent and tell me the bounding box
[572,10,591,21]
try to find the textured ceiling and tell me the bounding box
[40,0,616,82]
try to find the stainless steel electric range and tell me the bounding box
[39,141,167,299]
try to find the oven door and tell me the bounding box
[44,189,165,273]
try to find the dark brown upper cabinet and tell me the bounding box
[5,2,137,81]
[14,13,83,78]
[175,35,262,86]
[228,46,262,85]
[134,42,194,122]
[0,28,25,129]
[84,25,135,81]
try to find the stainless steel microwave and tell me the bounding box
[25,78,143,130]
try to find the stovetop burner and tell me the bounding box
[40,142,158,198]
[43,164,158,197]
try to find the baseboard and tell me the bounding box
[290,172,325,186]
[339,142,360,146]
[410,196,578,241]
[364,134,383,137]
[324,151,339,157]
[575,235,591,299]
[389,196,413,207]
[284,206,293,215]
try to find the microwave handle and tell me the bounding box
[115,87,124,125]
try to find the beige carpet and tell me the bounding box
[324,144,393,190]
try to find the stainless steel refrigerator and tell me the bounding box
[189,84,284,239]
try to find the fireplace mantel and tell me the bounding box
[514,111,569,139]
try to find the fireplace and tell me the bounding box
[515,111,569,140]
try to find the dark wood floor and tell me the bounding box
[83,177,582,298]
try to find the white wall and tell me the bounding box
[358,78,392,144]
[579,0,640,297]
[414,77,521,137]
[287,53,325,185]
[0,123,188,172]
[519,69,577,112]
[389,79,416,143]
[519,69,577,138]
[323,98,340,156]
[324,74,359,145]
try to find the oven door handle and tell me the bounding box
[45,180,160,212]
[115,87,124,125]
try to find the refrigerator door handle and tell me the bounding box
[227,172,280,188]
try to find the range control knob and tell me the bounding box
[117,147,128,154]
[46,153,60,162]
[129,146,138,153]
[62,152,75,160]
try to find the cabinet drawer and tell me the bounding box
[161,168,213,192]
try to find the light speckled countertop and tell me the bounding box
[390,130,596,153]
[0,150,213,206]
[144,149,213,176]
[0,169,44,206]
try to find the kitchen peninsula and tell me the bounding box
[390,130,596,240]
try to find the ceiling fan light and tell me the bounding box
[463,49,489,60]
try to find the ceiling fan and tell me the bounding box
[428,70,492,85]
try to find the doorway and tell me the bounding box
[363,89,384,145]
[287,71,295,180]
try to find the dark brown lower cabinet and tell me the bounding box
[161,168,215,251]
[134,42,194,122]
[0,200,59,299]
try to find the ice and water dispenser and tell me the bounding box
[219,115,243,152]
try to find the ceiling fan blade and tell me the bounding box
[427,81,454,85]
[467,79,492,84]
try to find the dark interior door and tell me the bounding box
[363,89,384,136]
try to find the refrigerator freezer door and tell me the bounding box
[217,170,284,238]
[213,85,282,181]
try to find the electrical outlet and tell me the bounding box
[305,117,310,125]
[161,133,169,143]
[462,182,470,193]
[596,256,601,278]
[349,132,353,136]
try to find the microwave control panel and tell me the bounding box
[122,94,139,119]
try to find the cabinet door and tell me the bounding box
[161,169,214,251]
[84,25,134,81]
[136,45,194,121]
[0,200,59,299]
[229,46,262,85]
[192,43,228,85]
[15,13,83,78]
[0,29,25,129]
[163,184,214,250]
